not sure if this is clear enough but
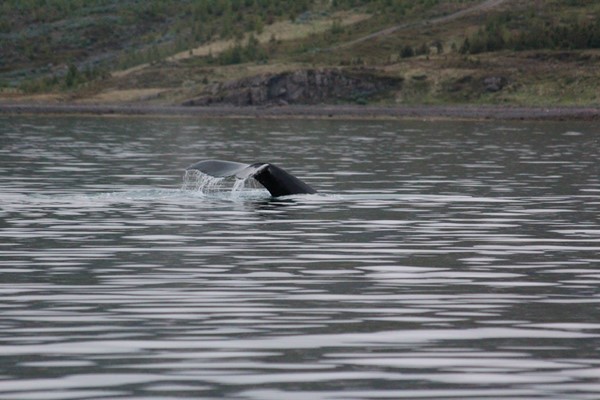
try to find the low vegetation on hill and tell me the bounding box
[1,0,599,106]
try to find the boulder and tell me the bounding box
[483,76,507,92]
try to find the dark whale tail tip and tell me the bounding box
[186,159,317,197]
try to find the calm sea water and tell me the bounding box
[1,115,599,400]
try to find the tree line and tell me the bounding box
[460,13,600,54]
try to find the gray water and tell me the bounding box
[1,116,600,400]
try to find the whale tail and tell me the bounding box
[186,160,317,197]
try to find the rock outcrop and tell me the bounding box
[483,76,507,92]
[182,68,402,106]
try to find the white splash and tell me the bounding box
[182,170,222,193]
[182,170,261,196]
[232,177,247,192]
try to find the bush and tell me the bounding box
[400,44,415,58]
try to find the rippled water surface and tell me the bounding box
[1,116,600,399]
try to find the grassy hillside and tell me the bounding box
[1,0,600,106]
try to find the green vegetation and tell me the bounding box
[461,9,600,54]
[18,63,110,93]
[0,0,475,74]
[1,0,600,106]
[1,0,314,75]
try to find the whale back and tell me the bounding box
[250,163,317,197]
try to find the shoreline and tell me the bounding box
[1,103,600,121]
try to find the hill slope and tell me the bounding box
[1,0,600,107]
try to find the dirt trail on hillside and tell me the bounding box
[332,0,509,49]
[112,11,369,79]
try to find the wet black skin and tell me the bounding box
[249,163,317,197]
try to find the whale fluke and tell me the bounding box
[186,160,317,197]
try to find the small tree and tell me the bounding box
[64,63,79,88]
[459,37,470,54]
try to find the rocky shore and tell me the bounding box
[182,69,402,107]
[1,103,600,121]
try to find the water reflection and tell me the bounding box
[0,116,599,399]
